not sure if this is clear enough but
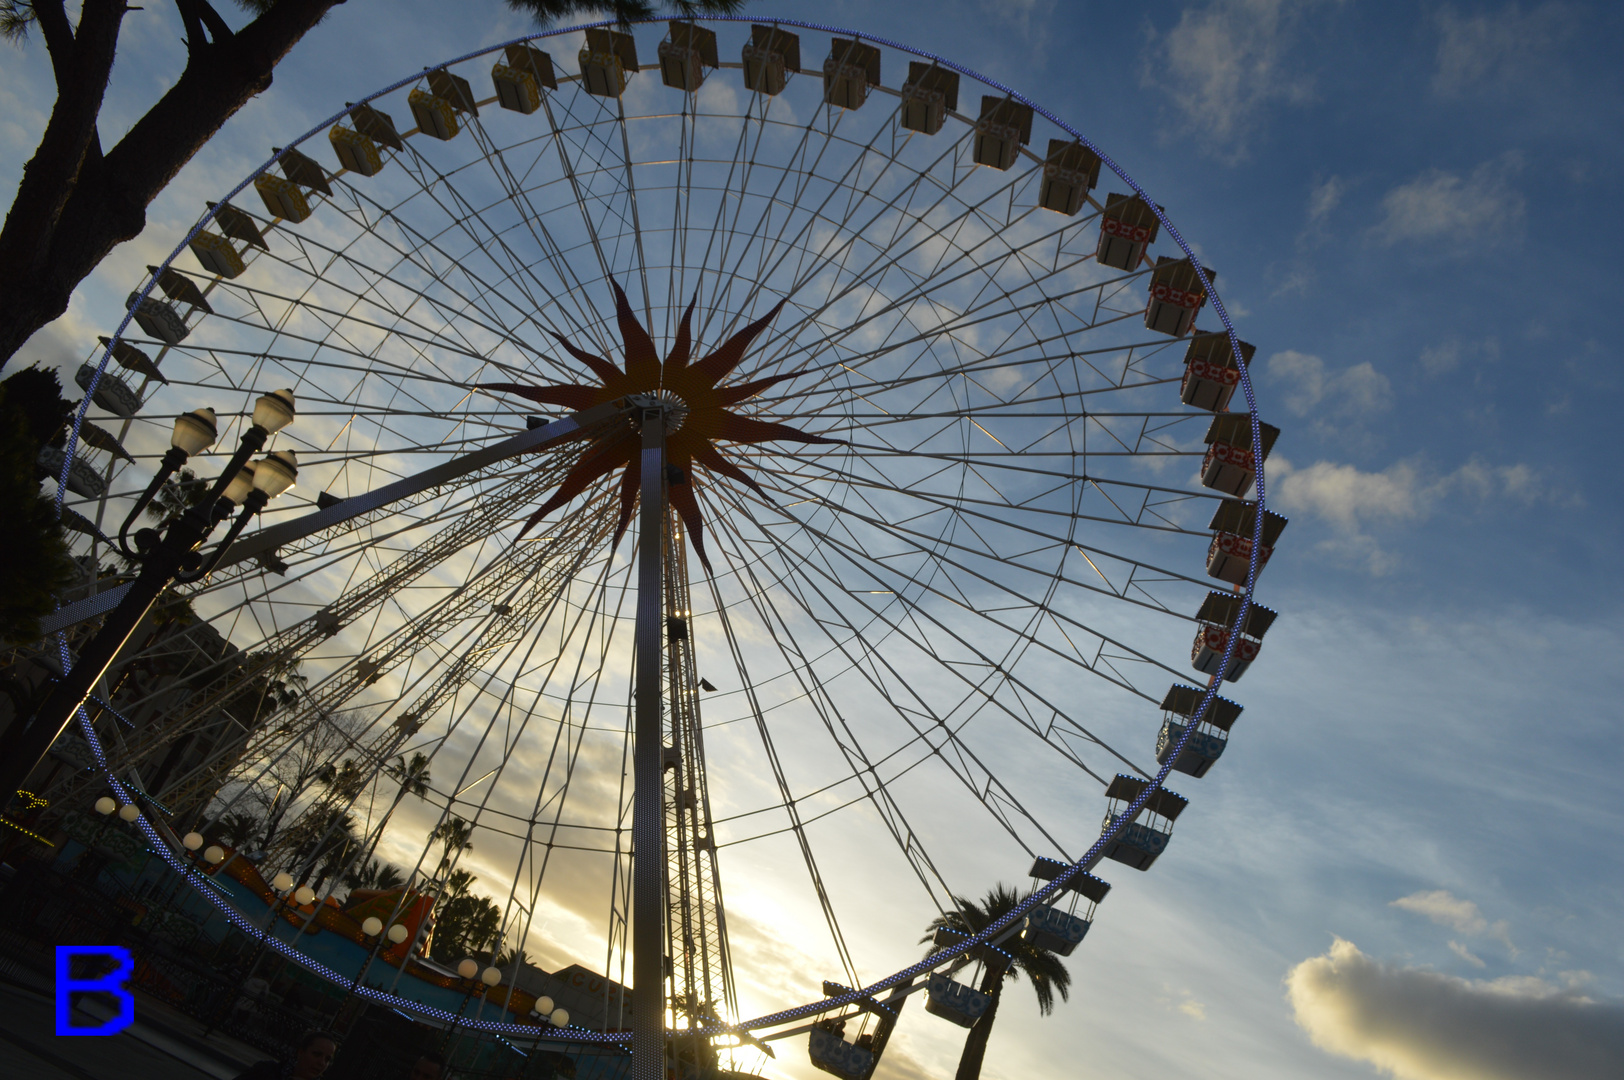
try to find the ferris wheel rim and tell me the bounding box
[44,14,1276,1047]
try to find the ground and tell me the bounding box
[0,958,272,1080]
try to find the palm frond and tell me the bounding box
[923,883,1074,1014]
[0,1,36,44]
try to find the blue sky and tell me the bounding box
[4,3,1622,1079]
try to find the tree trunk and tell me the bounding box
[955,964,1007,1080]
[0,0,345,372]
[354,781,410,882]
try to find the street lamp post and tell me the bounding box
[0,391,299,810]
[346,916,406,997]
[442,958,483,1055]
[71,794,121,883]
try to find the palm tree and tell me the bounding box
[921,884,1072,1080]
[143,466,210,527]
[215,810,264,849]
[430,815,474,877]
[345,857,406,891]
[279,806,360,891]
[355,751,432,873]
[315,757,368,801]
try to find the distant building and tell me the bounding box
[510,962,634,1032]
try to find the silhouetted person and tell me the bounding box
[406,1053,445,1080]
[233,1029,339,1080]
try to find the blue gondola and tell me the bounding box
[1024,857,1111,955]
[925,971,991,1028]
[809,1024,874,1080]
[1155,684,1244,779]
[76,363,141,418]
[1099,775,1187,871]
[124,293,188,346]
[810,981,905,1080]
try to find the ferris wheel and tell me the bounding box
[43,16,1282,1079]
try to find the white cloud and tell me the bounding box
[1419,340,1462,376]
[1449,941,1487,968]
[1393,889,1522,959]
[1271,458,1421,530]
[1144,0,1318,158]
[871,1041,939,1080]
[1307,175,1344,223]
[1433,3,1574,96]
[1372,154,1526,249]
[1282,176,1347,292]
[1286,939,1624,1080]
[1266,455,1565,573]
[1267,350,1392,417]
[1391,890,1490,936]
[979,0,1057,40]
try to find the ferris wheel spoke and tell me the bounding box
[679,83,794,333]
[709,484,1087,819]
[535,87,648,328]
[702,512,934,988]
[706,561,958,925]
[377,134,597,362]
[752,450,1218,606]
[745,105,991,323]
[793,259,1148,393]
[711,468,1175,760]
[175,281,496,390]
[705,489,1083,867]
[397,125,579,339]
[702,98,869,335]
[757,143,1079,371]
[464,121,621,346]
[780,326,1174,413]
[837,441,1203,489]
[823,451,1215,545]
[98,463,572,793]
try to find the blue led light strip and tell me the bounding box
[53,14,1268,1043]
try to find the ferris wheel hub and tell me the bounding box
[627,391,690,433]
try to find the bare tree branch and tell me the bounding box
[0,0,754,371]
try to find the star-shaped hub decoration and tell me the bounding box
[481,283,839,571]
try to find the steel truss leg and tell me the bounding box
[632,407,667,1080]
